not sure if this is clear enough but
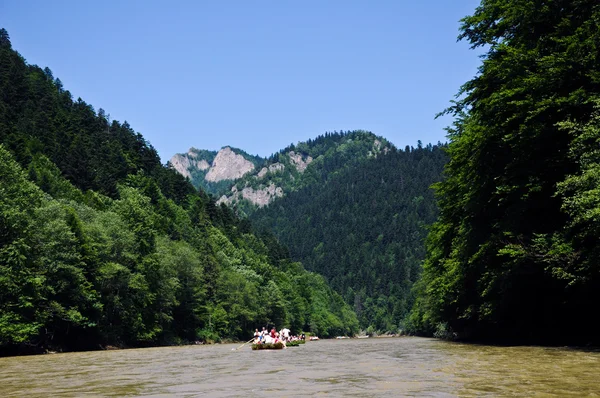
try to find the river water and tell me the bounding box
[1,337,599,397]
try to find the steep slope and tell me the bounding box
[409,1,600,345]
[169,147,264,196]
[0,28,358,355]
[174,130,447,332]
[223,131,391,215]
[169,148,213,180]
[172,130,392,214]
[250,143,448,331]
[216,147,315,209]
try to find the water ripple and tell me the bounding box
[1,337,600,397]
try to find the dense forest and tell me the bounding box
[175,130,447,332]
[5,0,595,354]
[409,0,600,345]
[172,130,393,214]
[250,137,447,331]
[0,28,358,356]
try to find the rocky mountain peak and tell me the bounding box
[169,152,207,179]
[171,130,391,209]
[205,147,255,182]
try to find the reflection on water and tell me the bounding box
[1,337,599,397]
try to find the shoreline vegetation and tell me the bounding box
[406,0,600,346]
[3,0,600,357]
[0,29,359,358]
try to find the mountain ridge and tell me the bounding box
[171,132,447,331]
[171,130,393,213]
[169,146,264,196]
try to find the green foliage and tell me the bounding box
[251,342,285,350]
[172,131,443,334]
[410,1,600,345]
[0,33,358,354]
[0,145,46,345]
[250,140,447,332]
[285,339,304,346]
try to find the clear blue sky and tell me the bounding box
[2,0,482,162]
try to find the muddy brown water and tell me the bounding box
[1,337,599,397]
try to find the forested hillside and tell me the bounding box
[250,140,447,331]
[0,28,358,356]
[173,131,392,215]
[409,0,600,345]
[174,130,447,332]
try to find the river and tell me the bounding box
[1,337,599,397]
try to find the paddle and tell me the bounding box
[232,338,255,351]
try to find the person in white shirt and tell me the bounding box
[280,328,290,342]
[253,329,260,344]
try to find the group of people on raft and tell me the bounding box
[253,327,305,348]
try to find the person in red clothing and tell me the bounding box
[270,327,276,339]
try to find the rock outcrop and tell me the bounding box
[197,159,210,170]
[170,154,200,179]
[368,139,389,157]
[205,147,255,182]
[218,183,283,208]
[171,130,390,209]
[257,163,284,178]
[288,151,313,172]
[169,149,211,179]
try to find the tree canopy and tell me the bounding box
[0,29,358,355]
[249,134,447,332]
[409,0,600,345]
